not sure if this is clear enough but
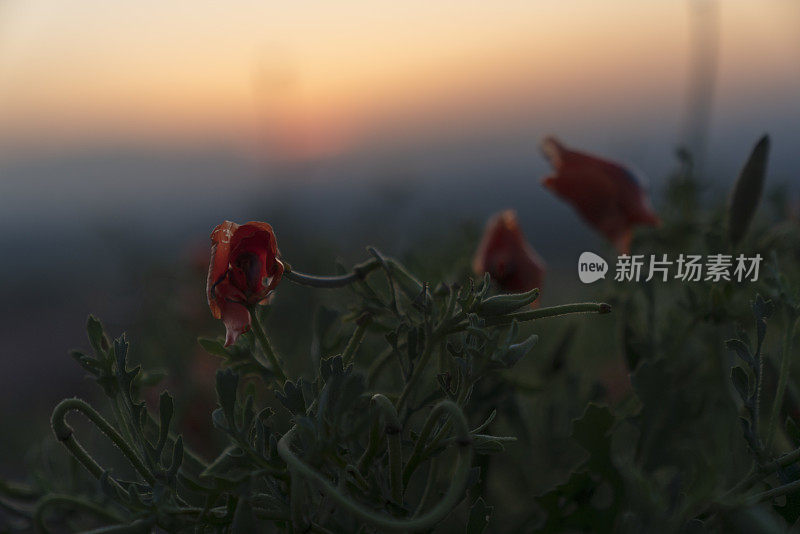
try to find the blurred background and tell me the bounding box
[0,0,799,474]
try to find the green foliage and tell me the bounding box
[0,242,609,533]
[5,134,800,533]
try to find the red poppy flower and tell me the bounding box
[206,221,284,346]
[540,136,659,253]
[473,210,545,298]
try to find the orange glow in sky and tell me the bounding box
[0,0,798,160]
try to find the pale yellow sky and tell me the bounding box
[0,0,798,159]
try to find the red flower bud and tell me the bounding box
[540,136,660,253]
[473,210,545,298]
[206,221,284,346]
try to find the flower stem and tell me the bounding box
[396,329,436,410]
[370,394,403,502]
[443,302,611,335]
[357,417,383,475]
[0,479,37,501]
[767,313,799,449]
[482,302,611,326]
[247,306,288,383]
[51,398,154,487]
[283,259,381,288]
[402,398,455,487]
[342,315,371,367]
[746,477,800,505]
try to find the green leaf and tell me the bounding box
[86,315,110,355]
[70,350,101,375]
[534,404,624,532]
[198,337,230,358]
[493,332,538,369]
[728,134,770,245]
[276,380,306,416]
[471,435,507,454]
[476,288,539,316]
[166,436,184,478]
[753,294,774,325]
[731,366,749,401]
[726,339,753,367]
[156,391,174,456]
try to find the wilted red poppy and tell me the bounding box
[473,210,545,298]
[206,221,284,346]
[540,136,659,253]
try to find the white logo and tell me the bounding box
[578,252,608,284]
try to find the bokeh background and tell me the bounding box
[1,0,799,475]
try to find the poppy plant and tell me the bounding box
[206,221,284,346]
[473,210,545,297]
[540,136,659,253]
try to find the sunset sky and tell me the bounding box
[1,0,798,161]
[1,1,799,409]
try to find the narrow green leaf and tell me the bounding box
[728,134,770,245]
[731,366,749,400]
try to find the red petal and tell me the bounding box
[231,222,279,259]
[539,136,659,252]
[221,300,251,347]
[540,136,566,170]
[473,210,545,298]
[207,221,239,319]
[214,280,251,346]
[230,222,283,301]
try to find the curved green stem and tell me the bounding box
[34,494,124,534]
[767,314,799,449]
[731,445,800,499]
[746,477,800,505]
[342,316,372,366]
[478,302,611,328]
[0,478,38,501]
[396,326,437,410]
[283,259,381,288]
[278,400,473,532]
[0,495,32,520]
[765,446,800,475]
[247,306,288,383]
[366,247,425,298]
[402,398,463,486]
[357,418,383,475]
[370,395,403,502]
[50,398,154,486]
[412,458,440,518]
